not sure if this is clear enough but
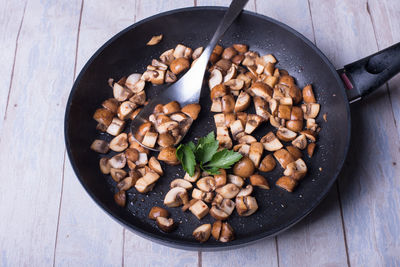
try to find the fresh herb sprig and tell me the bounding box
[176,132,242,176]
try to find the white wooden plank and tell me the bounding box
[122,1,199,266]
[309,0,400,266]
[0,0,82,265]
[54,0,136,266]
[195,0,256,11]
[0,0,27,131]
[254,1,349,266]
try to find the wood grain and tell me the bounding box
[0,0,27,130]
[54,0,135,266]
[0,0,82,265]
[309,0,400,266]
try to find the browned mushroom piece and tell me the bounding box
[183,167,201,183]
[181,103,201,120]
[214,169,227,188]
[135,122,152,142]
[291,134,307,150]
[93,108,114,128]
[233,156,255,178]
[286,145,302,160]
[148,156,163,175]
[221,94,235,113]
[102,98,119,114]
[90,139,110,154]
[209,206,229,221]
[211,98,223,113]
[147,34,163,45]
[249,142,264,168]
[278,105,292,120]
[117,177,134,191]
[158,147,179,165]
[109,133,129,152]
[245,114,264,134]
[232,43,248,53]
[170,179,193,190]
[249,173,270,190]
[237,185,253,197]
[135,152,148,167]
[301,103,320,119]
[210,84,228,100]
[109,153,126,169]
[235,196,258,216]
[156,217,176,232]
[300,129,317,142]
[307,143,316,158]
[273,149,295,169]
[189,200,209,219]
[229,120,244,138]
[226,174,243,188]
[238,134,257,144]
[223,65,237,82]
[197,176,216,192]
[276,176,297,192]
[276,126,297,142]
[216,126,232,149]
[209,69,223,90]
[141,131,158,148]
[114,191,126,207]
[234,91,251,112]
[155,133,174,148]
[135,172,160,193]
[260,131,283,151]
[113,82,132,102]
[110,168,127,182]
[125,148,139,162]
[302,84,316,103]
[284,158,307,181]
[160,49,175,65]
[193,224,212,243]
[250,82,273,101]
[211,220,222,240]
[130,91,146,106]
[162,101,181,115]
[148,206,169,220]
[163,186,189,207]
[215,183,240,199]
[221,46,238,60]
[99,158,111,174]
[258,154,276,172]
[215,59,232,74]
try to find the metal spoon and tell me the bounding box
[131,0,249,151]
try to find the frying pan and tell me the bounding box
[64,7,400,250]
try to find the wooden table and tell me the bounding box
[1,0,399,266]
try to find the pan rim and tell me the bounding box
[64,6,351,251]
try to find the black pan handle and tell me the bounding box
[338,42,400,102]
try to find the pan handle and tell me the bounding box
[337,42,400,103]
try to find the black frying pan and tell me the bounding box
[64,7,400,250]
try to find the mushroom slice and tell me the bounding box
[278,105,292,120]
[135,122,152,141]
[258,154,276,172]
[157,120,179,135]
[173,44,187,58]
[181,103,201,120]
[193,224,212,243]
[164,186,189,207]
[284,158,307,181]
[189,200,209,219]
[216,126,232,149]
[224,79,244,91]
[114,191,126,207]
[286,120,303,132]
[209,69,223,90]
[301,103,320,119]
[227,174,244,188]
[301,129,317,142]
[170,57,190,75]
[210,98,223,113]
[306,118,318,131]
[253,96,271,121]
[221,94,235,113]
[170,179,193,190]
[286,146,302,160]
[237,185,253,197]
[212,194,224,207]
[158,147,179,164]
[219,222,235,242]
[90,139,110,154]
[261,132,283,151]
[250,82,273,101]
[192,47,204,60]
[238,134,257,144]
[192,188,205,200]
[234,143,250,156]
[110,168,127,182]
[230,120,244,139]
[218,199,235,216]
[102,98,119,114]
[109,153,126,169]
[276,126,297,142]
[209,206,229,221]
[236,196,258,216]
[113,82,132,101]
[146,34,163,45]
[117,177,134,191]
[262,54,277,64]
[214,169,227,188]
[125,73,141,91]
[273,149,295,169]
[269,115,281,129]
[109,133,129,152]
[223,65,237,82]
[184,167,201,182]
[215,183,240,199]
[276,176,297,192]
[196,176,216,192]
[234,91,251,112]
[245,114,264,134]
[156,217,176,233]
[268,99,279,116]
[106,118,125,136]
[148,156,163,175]
[99,158,111,174]
[249,142,264,168]
[151,59,168,71]
[280,97,293,106]
[303,84,316,103]
[307,143,316,158]
[93,108,114,128]
[292,134,307,150]
[134,172,160,193]
[160,49,175,65]
[250,174,270,190]
[141,131,158,148]
[165,70,177,83]
[135,152,148,167]
[148,206,169,220]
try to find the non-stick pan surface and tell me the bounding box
[65,7,350,250]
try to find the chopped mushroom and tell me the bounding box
[156,217,176,232]
[284,158,307,181]
[93,108,114,128]
[286,145,302,160]
[114,191,126,207]
[214,169,227,188]
[181,103,201,120]
[216,222,234,242]
[148,206,169,220]
[209,69,223,90]
[245,114,264,134]
[258,154,276,172]
[189,200,209,219]
[193,224,212,243]
[106,118,125,136]
[237,185,253,197]
[170,179,193,190]
[307,143,316,158]
[276,176,297,192]
[261,132,283,151]
[134,172,160,193]
[227,174,244,188]
[109,133,129,152]
[196,176,216,192]
[117,177,134,191]
[164,186,189,207]
[90,139,110,154]
[146,34,163,45]
[249,142,264,168]
[250,174,270,190]
[211,220,222,240]
[276,126,297,142]
[99,158,111,174]
[235,196,258,216]
[110,168,127,182]
[273,149,295,169]
[234,91,251,112]
[233,156,255,178]
[184,167,201,182]
[292,134,307,150]
[148,156,163,175]
[170,57,190,75]
[302,84,316,103]
[109,153,126,169]
[302,103,320,119]
[215,183,240,199]
[158,147,179,165]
